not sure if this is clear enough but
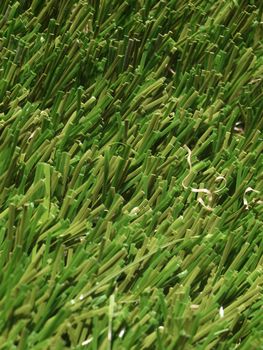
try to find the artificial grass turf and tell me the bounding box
[0,0,263,349]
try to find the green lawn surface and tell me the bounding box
[0,1,262,349]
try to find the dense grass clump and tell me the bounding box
[0,1,262,349]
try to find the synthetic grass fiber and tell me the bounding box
[0,1,263,349]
